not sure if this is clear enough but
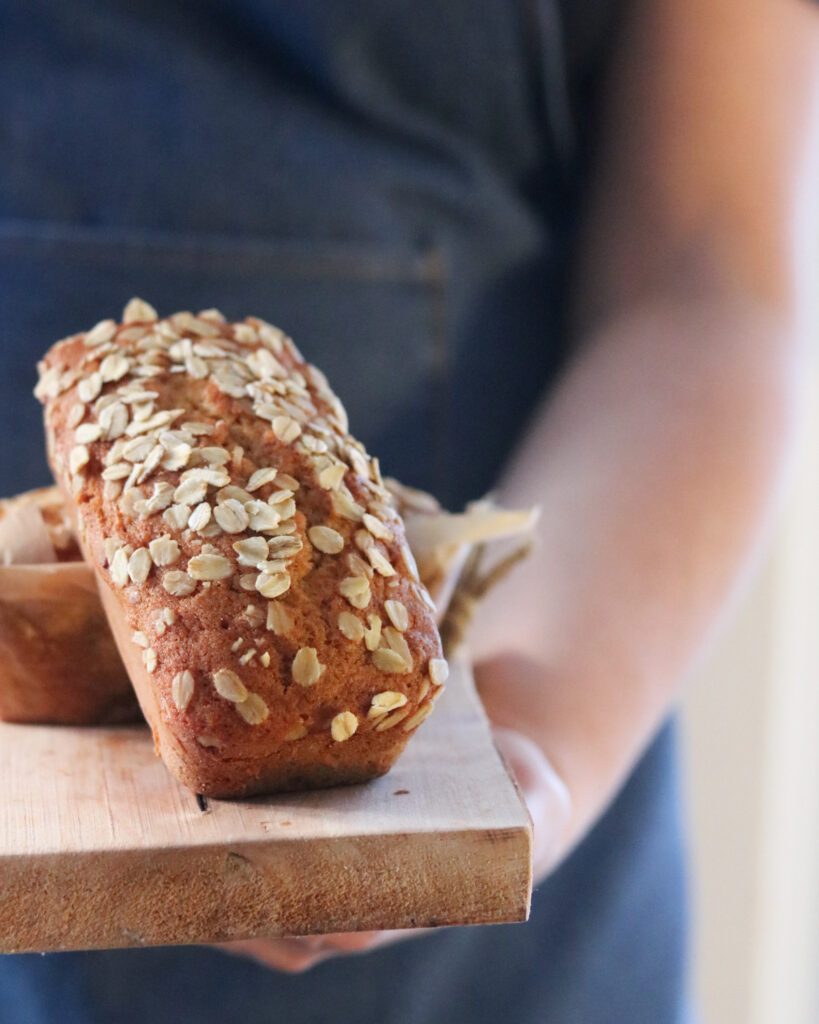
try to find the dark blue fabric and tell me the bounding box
[1,0,584,507]
[0,2,690,1021]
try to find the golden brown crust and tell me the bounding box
[36,302,446,795]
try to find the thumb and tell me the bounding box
[492,726,572,880]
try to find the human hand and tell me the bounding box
[490,725,571,881]
[215,928,416,973]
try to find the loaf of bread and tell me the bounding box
[0,489,139,725]
[0,487,82,564]
[35,300,448,796]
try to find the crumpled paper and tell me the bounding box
[385,479,539,656]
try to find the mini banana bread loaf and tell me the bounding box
[0,486,82,564]
[0,489,139,725]
[35,300,448,796]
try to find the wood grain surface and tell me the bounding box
[0,661,532,953]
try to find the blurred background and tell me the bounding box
[683,365,819,1024]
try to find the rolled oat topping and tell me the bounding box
[318,463,346,490]
[214,498,250,533]
[233,536,270,567]
[308,525,344,554]
[247,467,278,492]
[149,535,181,566]
[236,692,269,725]
[291,647,325,688]
[366,546,396,578]
[163,503,191,531]
[368,691,408,719]
[174,477,207,506]
[339,575,371,610]
[172,670,195,712]
[69,445,90,475]
[372,648,410,674]
[110,547,131,587]
[256,570,291,598]
[263,604,292,638]
[363,613,382,652]
[384,599,409,632]
[75,422,104,444]
[429,658,450,687]
[187,552,232,580]
[128,547,152,585]
[362,512,393,542]
[213,668,248,703]
[382,627,412,670]
[84,319,118,347]
[272,415,301,443]
[162,570,196,597]
[67,403,86,428]
[374,707,410,731]
[245,501,281,532]
[123,298,158,323]
[77,373,103,403]
[330,711,358,742]
[197,734,222,749]
[337,611,365,642]
[402,703,434,731]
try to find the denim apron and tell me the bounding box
[0,2,689,1021]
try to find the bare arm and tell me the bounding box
[473,0,819,859]
[225,0,819,970]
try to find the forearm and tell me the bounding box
[471,0,819,863]
[472,292,806,854]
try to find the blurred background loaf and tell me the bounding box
[0,488,138,725]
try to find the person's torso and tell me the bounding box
[1,0,619,502]
[0,5,690,1022]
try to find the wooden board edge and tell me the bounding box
[0,824,532,954]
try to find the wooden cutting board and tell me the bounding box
[0,661,531,953]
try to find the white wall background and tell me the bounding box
[683,382,819,1024]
